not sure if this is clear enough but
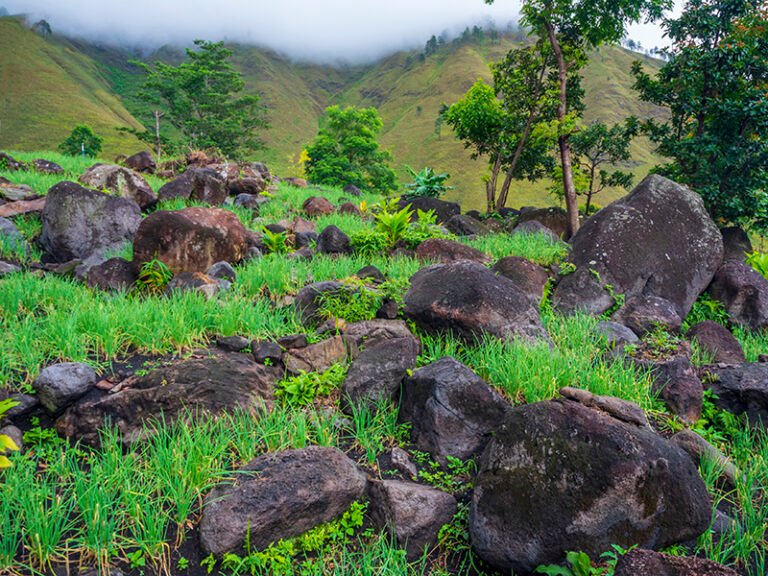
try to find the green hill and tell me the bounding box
[0,17,144,158]
[0,18,664,210]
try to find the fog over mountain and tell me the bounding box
[1,0,675,63]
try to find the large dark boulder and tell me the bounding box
[133,207,249,274]
[635,354,703,424]
[199,446,368,556]
[554,175,724,319]
[492,256,550,301]
[294,281,345,327]
[702,363,768,425]
[157,168,227,206]
[79,164,156,209]
[720,226,752,263]
[57,354,278,445]
[33,158,64,175]
[470,398,711,574]
[124,151,156,174]
[368,480,457,560]
[688,321,745,364]
[415,238,490,264]
[709,261,768,330]
[404,260,549,344]
[399,357,510,463]
[316,225,352,255]
[342,337,419,410]
[612,294,683,335]
[87,257,137,292]
[342,319,417,357]
[444,214,491,236]
[614,549,738,576]
[398,196,460,224]
[41,181,141,262]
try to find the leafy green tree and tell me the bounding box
[632,0,768,231]
[304,105,398,193]
[570,119,639,215]
[58,124,103,157]
[485,0,670,236]
[136,40,268,158]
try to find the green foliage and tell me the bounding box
[691,388,743,447]
[350,230,390,258]
[304,105,398,193]
[535,547,628,576]
[136,258,173,295]
[411,452,477,494]
[374,204,414,246]
[0,398,20,469]
[262,227,290,255]
[746,251,768,280]
[136,40,268,158]
[404,165,453,198]
[632,0,768,232]
[276,364,347,406]
[57,124,103,157]
[682,293,730,331]
[316,279,383,323]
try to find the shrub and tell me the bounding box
[58,124,103,157]
[262,227,290,255]
[404,166,453,198]
[136,259,173,295]
[276,364,347,406]
[374,205,413,247]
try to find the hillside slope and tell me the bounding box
[0,17,144,158]
[0,19,663,210]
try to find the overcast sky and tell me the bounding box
[2,0,679,63]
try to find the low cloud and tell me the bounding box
[2,0,523,63]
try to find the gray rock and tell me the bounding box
[397,196,460,224]
[470,399,712,573]
[670,429,739,489]
[389,447,417,478]
[316,225,352,255]
[158,169,227,206]
[594,320,639,348]
[512,219,560,242]
[492,256,550,301]
[444,214,491,236]
[216,335,250,352]
[404,260,550,344]
[342,337,419,410]
[632,354,703,424]
[199,446,368,556]
[0,261,21,276]
[87,258,137,292]
[41,181,142,263]
[80,164,156,209]
[415,239,490,265]
[399,357,510,463]
[342,320,417,358]
[554,175,724,319]
[709,261,768,331]
[33,362,98,413]
[688,321,745,364]
[207,261,237,283]
[368,480,457,560]
[720,226,752,263]
[252,340,283,365]
[612,294,683,335]
[294,281,345,327]
[284,336,347,375]
[702,363,768,425]
[516,207,570,240]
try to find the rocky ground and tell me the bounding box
[0,150,766,576]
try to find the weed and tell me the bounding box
[411,452,476,494]
[276,364,347,406]
[683,293,730,331]
[262,227,290,255]
[136,258,173,295]
[746,251,768,279]
[350,229,390,257]
[375,204,413,246]
[404,166,453,198]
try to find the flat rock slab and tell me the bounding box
[56,354,278,444]
[199,446,368,556]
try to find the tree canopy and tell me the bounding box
[58,124,103,157]
[304,106,398,193]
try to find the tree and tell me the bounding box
[485,0,670,236]
[550,119,639,214]
[136,40,268,159]
[58,124,103,157]
[632,0,768,231]
[304,105,398,193]
[425,35,439,57]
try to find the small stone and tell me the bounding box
[33,362,99,413]
[252,340,283,365]
[207,261,237,283]
[217,335,251,352]
[277,334,309,350]
[389,447,417,478]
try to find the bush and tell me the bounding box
[58,124,103,157]
[405,166,453,198]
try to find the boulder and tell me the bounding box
[512,220,560,242]
[444,214,490,236]
[157,169,227,206]
[633,354,703,424]
[670,429,739,489]
[0,216,22,241]
[0,180,36,202]
[342,319,417,357]
[368,480,457,560]
[294,281,345,327]
[404,260,549,344]
[397,196,460,224]
[233,193,268,211]
[612,294,683,335]
[124,151,156,174]
[343,184,362,197]
[57,355,278,445]
[303,196,334,217]
[33,362,99,414]
[207,261,237,283]
[594,321,639,348]
[284,336,347,375]
[165,272,222,299]
[399,357,510,463]
[0,152,25,171]
[316,225,352,255]
[199,446,368,556]
[415,239,490,265]
[41,181,141,262]
[709,261,768,330]
[342,337,419,410]
[79,164,156,209]
[687,321,745,364]
[702,363,768,425]
[87,258,137,292]
[252,340,283,365]
[216,335,250,353]
[492,256,550,301]
[720,226,752,263]
[554,175,724,319]
[133,207,249,274]
[470,398,712,573]
[33,158,64,174]
[614,549,738,576]
[516,207,570,240]
[228,177,266,196]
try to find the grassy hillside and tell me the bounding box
[0,17,144,159]
[0,19,663,210]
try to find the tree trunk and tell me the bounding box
[544,20,580,237]
[154,110,163,162]
[486,153,503,213]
